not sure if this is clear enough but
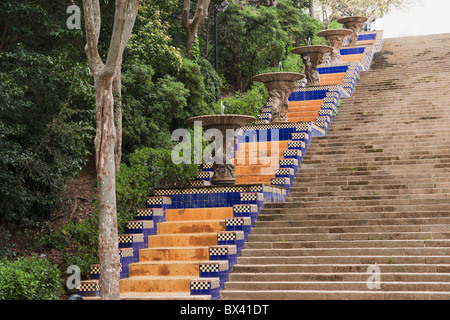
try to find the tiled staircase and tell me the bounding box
[75,30,404,299]
[220,33,450,300]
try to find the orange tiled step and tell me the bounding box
[129,261,201,277]
[287,104,323,116]
[147,233,218,248]
[235,175,274,185]
[357,40,375,45]
[165,207,233,222]
[157,220,226,234]
[287,115,319,123]
[139,246,209,261]
[235,148,287,159]
[288,100,324,108]
[342,53,364,62]
[319,73,346,86]
[234,157,281,169]
[235,164,280,175]
[119,276,192,293]
[237,140,290,150]
[287,110,321,118]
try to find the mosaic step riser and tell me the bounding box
[156,188,286,209]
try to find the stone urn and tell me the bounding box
[252,72,305,123]
[291,46,333,87]
[337,16,368,46]
[187,114,256,185]
[317,29,354,63]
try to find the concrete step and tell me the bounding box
[244,239,450,249]
[228,272,450,282]
[230,264,450,274]
[247,231,450,242]
[257,210,450,221]
[235,255,450,265]
[249,224,450,235]
[220,289,450,300]
[223,281,450,292]
[252,217,450,228]
[239,247,450,257]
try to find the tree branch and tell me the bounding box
[103,0,128,78]
[82,0,103,72]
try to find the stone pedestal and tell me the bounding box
[317,29,354,63]
[291,46,333,87]
[252,72,305,123]
[337,16,368,46]
[187,114,255,185]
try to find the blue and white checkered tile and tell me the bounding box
[136,208,164,222]
[118,233,144,262]
[280,158,300,175]
[233,204,259,226]
[119,248,134,278]
[127,220,156,246]
[190,278,221,300]
[89,264,100,280]
[225,217,252,240]
[146,196,171,210]
[271,177,291,191]
[77,280,99,297]
[209,245,238,270]
[199,260,229,289]
[217,231,245,254]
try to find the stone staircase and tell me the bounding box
[220,33,450,300]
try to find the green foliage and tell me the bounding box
[116,147,200,230]
[59,215,99,278]
[0,256,63,300]
[126,2,183,77]
[214,82,269,118]
[0,44,95,228]
[191,37,201,63]
[121,61,190,155]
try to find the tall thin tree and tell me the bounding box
[182,0,211,57]
[81,0,143,300]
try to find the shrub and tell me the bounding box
[0,256,63,300]
[116,147,199,232]
[214,82,269,118]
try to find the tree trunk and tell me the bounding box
[82,0,142,300]
[232,52,242,92]
[113,66,122,174]
[309,0,316,19]
[186,28,198,58]
[182,0,211,58]
[94,75,121,300]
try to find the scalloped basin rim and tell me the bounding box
[291,45,333,55]
[187,114,256,126]
[337,16,368,24]
[252,72,305,83]
[317,29,354,37]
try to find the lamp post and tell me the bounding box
[214,1,229,74]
